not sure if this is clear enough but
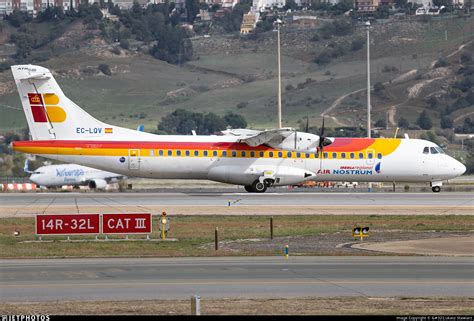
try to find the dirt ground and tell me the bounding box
[2,297,473,315]
[209,231,474,256]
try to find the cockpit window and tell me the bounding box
[423,147,429,154]
[436,147,445,154]
[430,147,439,154]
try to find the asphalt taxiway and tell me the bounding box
[1,257,473,302]
[0,192,472,216]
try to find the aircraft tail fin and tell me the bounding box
[11,65,148,141]
[24,159,33,174]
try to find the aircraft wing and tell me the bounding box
[238,128,294,147]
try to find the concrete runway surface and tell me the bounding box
[1,257,473,302]
[0,192,473,216]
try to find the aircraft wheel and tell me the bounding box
[244,185,254,193]
[432,186,441,193]
[252,180,267,193]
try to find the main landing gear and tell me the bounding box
[431,181,442,193]
[244,179,274,193]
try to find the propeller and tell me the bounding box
[318,116,332,170]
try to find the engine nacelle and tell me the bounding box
[208,165,316,186]
[88,179,107,189]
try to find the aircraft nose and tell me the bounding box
[453,159,466,176]
[29,174,38,184]
[457,162,466,176]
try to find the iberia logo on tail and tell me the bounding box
[28,93,66,123]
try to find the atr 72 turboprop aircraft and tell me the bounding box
[24,159,125,189]
[11,65,466,193]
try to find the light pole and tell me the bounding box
[274,18,283,129]
[366,20,371,138]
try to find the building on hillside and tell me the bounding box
[379,0,395,8]
[355,0,379,12]
[240,11,258,34]
[0,0,81,17]
[0,0,153,15]
[253,0,285,12]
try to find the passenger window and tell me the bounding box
[359,153,364,159]
[203,151,208,157]
[423,147,429,154]
[259,151,264,157]
[269,152,274,158]
[194,150,199,156]
[332,152,337,159]
[377,153,382,159]
[176,150,181,156]
[250,151,255,157]
[430,147,439,154]
[287,152,292,158]
[350,153,355,159]
[213,151,217,157]
[232,151,237,157]
[159,150,163,156]
[241,151,246,157]
[185,150,190,156]
[222,151,227,157]
[278,152,282,158]
[341,153,346,159]
[296,152,301,158]
[368,153,373,159]
[168,150,172,156]
[324,152,328,158]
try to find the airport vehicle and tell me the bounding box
[10,65,466,193]
[23,159,125,189]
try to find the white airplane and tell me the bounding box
[23,159,125,189]
[10,65,466,193]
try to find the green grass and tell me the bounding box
[1,215,472,258]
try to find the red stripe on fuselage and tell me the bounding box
[12,138,378,152]
[12,140,273,150]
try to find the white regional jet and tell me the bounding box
[10,65,466,193]
[24,159,125,189]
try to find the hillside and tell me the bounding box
[0,14,473,135]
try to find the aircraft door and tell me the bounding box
[128,149,140,170]
[366,149,375,165]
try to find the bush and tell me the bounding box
[351,37,364,51]
[98,63,112,76]
[398,117,409,128]
[373,82,385,92]
[236,101,248,109]
[119,39,130,50]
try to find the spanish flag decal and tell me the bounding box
[105,128,113,134]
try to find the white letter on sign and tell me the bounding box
[135,218,146,229]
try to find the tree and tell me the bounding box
[284,0,298,11]
[186,0,200,24]
[398,117,409,128]
[440,116,453,129]
[224,113,247,129]
[417,110,433,130]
